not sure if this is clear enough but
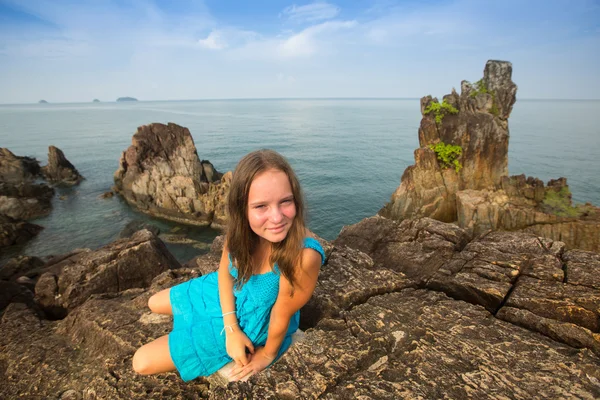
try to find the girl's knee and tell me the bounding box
[132,348,151,375]
[147,294,158,312]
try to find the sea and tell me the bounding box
[0,98,598,264]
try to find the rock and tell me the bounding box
[38,100,48,104]
[0,148,41,183]
[118,220,160,238]
[335,216,469,284]
[0,255,45,281]
[116,97,138,102]
[381,60,517,222]
[0,181,55,220]
[0,280,37,313]
[212,290,600,399]
[113,123,230,227]
[41,146,84,185]
[0,214,43,248]
[92,99,100,103]
[99,191,114,199]
[34,229,180,317]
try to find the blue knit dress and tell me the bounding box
[168,237,325,382]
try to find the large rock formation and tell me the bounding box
[0,214,43,248]
[41,145,84,185]
[2,216,600,399]
[380,60,600,252]
[0,148,41,183]
[114,123,231,227]
[0,181,54,220]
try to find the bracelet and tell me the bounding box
[220,323,238,336]
[222,311,236,317]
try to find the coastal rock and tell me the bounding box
[0,148,41,183]
[456,177,600,252]
[0,181,55,220]
[0,214,43,248]
[118,220,160,238]
[41,146,84,185]
[381,60,517,222]
[113,123,230,227]
[34,229,180,317]
[0,255,45,281]
[2,220,600,399]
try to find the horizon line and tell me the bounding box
[1,96,599,106]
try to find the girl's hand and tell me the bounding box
[228,346,276,382]
[225,328,255,368]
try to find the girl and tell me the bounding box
[132,149,325,382]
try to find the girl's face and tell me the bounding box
[247,168,296,244]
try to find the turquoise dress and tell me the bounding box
[168,237,325,382]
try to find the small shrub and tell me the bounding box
[428,142,463,173]
[423,100,459,125]
[541,187,582,218]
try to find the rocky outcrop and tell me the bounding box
[34,229,180,318]
[0,148,41,183]
[3,217,600,399]
[380,60,600,252]
[114,123,231,227]
[0,181,54,220]
[0,214,43,247]
[380,60,517,222]
[41,145,84,185]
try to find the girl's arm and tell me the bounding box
[229,247,322,380]
[218,243,255,366]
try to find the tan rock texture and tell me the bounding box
[114,123,230,227]
[41,145,84,185]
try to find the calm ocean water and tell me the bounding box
[0,99,598,263]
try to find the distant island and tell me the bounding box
[38,100,48,104]
[116,97,138,102]
[93,99,100,103]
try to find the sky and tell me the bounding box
[0,0,599,103]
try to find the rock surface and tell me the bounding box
[0,181,55,220]
[41,145,84,185]
[113,123,231,227]
[0,214,44,247]
[2,217,600,399]
[0,148,41,183]
[34,229,180,318]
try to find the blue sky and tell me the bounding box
[0,0,599,103]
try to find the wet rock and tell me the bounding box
[0,148,41,183]
[0,214,44,248]
[113,123,231,227]
[118,220,160,238]
[0,181,54,220]
[41,146,84,185]
[0,255,45,281]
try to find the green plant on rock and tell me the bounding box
[428,142,463,173]
[469,79,499,117]
[423,100,459,125]
[540,186,585,218]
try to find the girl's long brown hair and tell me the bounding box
[226,149,306,291]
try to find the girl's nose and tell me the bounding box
[269,207,284,223]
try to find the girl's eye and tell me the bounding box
[281,199,293,204]
[255,205,266,209]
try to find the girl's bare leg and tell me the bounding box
[148,288,172,315]
[132,335,176,375]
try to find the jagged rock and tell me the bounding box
[0,214,44,247]
[2,221,600,399]
[381,60,517,222]
[41,146,84,185]
[34,229,180,317]
[0,255,45,281]
[0,181,54,220]
[0,148,41,183]
[113,123,230,227]
[0,280,37,313]
[334,216,469,284]
[212,289,600,399]
[100,191,114,199]
[118,220,160,238]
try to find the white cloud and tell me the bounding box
[198,31,227,49]
[279,20,356,57]
[282,2,340,23]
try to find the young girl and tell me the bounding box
[132,149,325,382]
